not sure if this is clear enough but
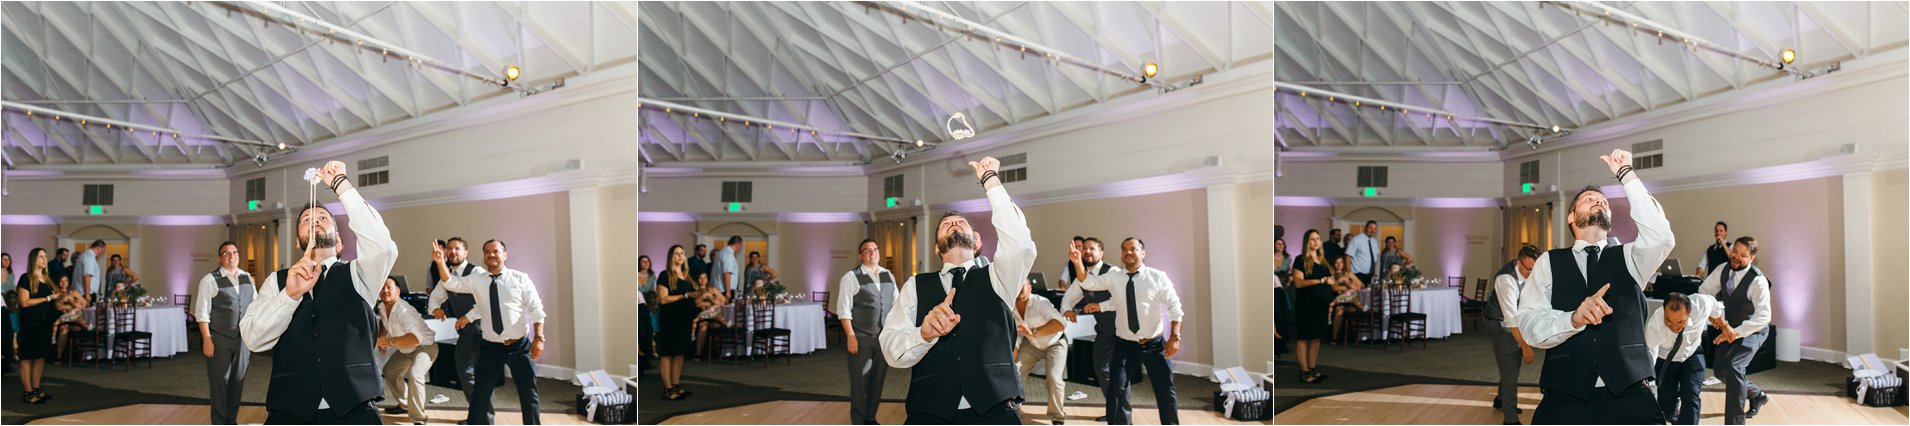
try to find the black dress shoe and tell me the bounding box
[1747,393,1769,418]
[1094,416,1108,422]
[384,406,408,415]
[1494,398,1502,409]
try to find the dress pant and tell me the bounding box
[266,401,381,425]
[1015,339,1070,423]
[1717,328,1769,425]
[455,322,483,396]
[903,399,1023,425]
[1655,355,1706,425]
[1354,273,1374,286]
[846,332,889,425]
[1531,381,1663,425]
[1106,336,1178,425]
[1486,325,1524,424]
[205,332,251,425]
[469,337,540,425]
[382,344,439,424]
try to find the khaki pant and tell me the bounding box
[1015,340,1070,423]
[383,344,439,423]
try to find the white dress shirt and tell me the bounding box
[1018,296,1068,350]
[1493,268,1527,329]
[1058,261,1113,314]
[1646,294,1723,362]
[834,264,892,321]
[1515,178,1674,388]
[426,261,484,321]
[1695,264,1773,337]
[380,299,436,353]
[879,185,1035,410]
[238,187,397,410]
[1347,233,1380,275]
[1076,264,1183,342]
[193,267,250,322]
[712,247,739,294]
[437,266,546,343]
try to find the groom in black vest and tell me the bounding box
[1514,149,1675,424]
[880,157,1037,424]
[240,160,399,424]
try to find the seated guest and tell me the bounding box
[377,277,438,425]
[51,276,90,364]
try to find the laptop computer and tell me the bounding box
[1028,273,1048,292]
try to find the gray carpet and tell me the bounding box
[2,337,581,425]
[1275,325,1855,412]
[637,337,1226,424]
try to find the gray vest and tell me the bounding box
[210,270,255,339]
[1717,266,1763,328]
[1484,260,1520,322]
[849,268,895,337]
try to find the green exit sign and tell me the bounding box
[1522,183,1534,194]
[1361,187,1378,197]
[248,200,261,211]
[726,202,743,212]
[87,205,104,215]
[885,197,899,208]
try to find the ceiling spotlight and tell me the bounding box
[277,142,287,150]
[503,65,521,86]
[1551,125,1561,133]
[1143,62,1159,78]
[915,139,925,147]
[891,150,908,164]
[1527,135,1543,150]
[1781,48,1796,64]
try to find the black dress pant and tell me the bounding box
[1107,336,1179,425]
[469,337,541,425]
[1532,380,1664,425]
[1655,356,1706,425]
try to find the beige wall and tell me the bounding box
[1872,169,1908,359]
[1274,204,1504,282]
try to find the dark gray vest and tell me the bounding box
[1484,260,1520,323]
[849,268,895,337]
[266,263,381,420]
[1540,246,1652,400]
[431,262,480,319]
[1072,263,1118,338]
[908,265,1019,420]
[1716,265,1763,328]
[209,270,254,339]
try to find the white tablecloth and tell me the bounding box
[1372,287,1464,339]
[83,305,190,358]
[721,302,828,355]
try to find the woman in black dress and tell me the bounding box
[654,245,699,400]
[1289,229,1341,384]
[14,248,56,404]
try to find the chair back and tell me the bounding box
[172,294,190,306]
[1386,287,1412,314]
[750,299,777,330]
[112,307,137,335]
[1475,278,1491,299]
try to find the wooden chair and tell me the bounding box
[63,306,111,368]
[814,291,838,345]
[1462,278,1490,330]
[1336,288,1383,349]
[749,300,792,367]
[1386,288,1428,351]
[110,307,154,370]
[703,302,748,365]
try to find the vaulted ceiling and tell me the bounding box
[638,1,1273,164]
[2,1,637,168]
[1275,1,1910,150]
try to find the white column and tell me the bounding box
[1205,183,1242,371]
[1842,169,1876,358]
[554,170,608,376]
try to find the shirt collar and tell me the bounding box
[1570,238,1610,252]
[941,258,983,274]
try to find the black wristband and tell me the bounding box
[979,170,999,185]
[328,174,348,191]
[1615,165,1634,181]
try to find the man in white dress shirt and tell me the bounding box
[1013,278,1071,425]
[195,241,253,425]
[879,157,1036,424]
[1487,244,1541,425]
[377,277,438,425]
[1646,292,1727,425]
[239,160,398,424]
[1514,149,1674,424]
[1069,237,1184,425]
[432,239,548,425]
[837,239,896,425]
[1347,221,1381,284]
[1696,237,1772,424]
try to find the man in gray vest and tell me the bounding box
[1697,236,1772,424]
[1488,245,1541,425]
[428,236,486,403]
[195,241,253,425]
[836,238,896,425]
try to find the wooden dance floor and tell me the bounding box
[24,404,592,425]
[1277,384,1908,424]
[656,400,1265,424]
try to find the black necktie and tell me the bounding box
[1658,326,1686,380]
[1126,272,1141,334]
[949,266,967,287]
[1721,267,1737,299]
[1583,246,1601,285]
[489,274,504,334]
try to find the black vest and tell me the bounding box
[1484,260,1520,323]
[1704,243,1730,273]
[1716,266,1763,328]
[430,262,480,319]
[1072,263,1118,338]
[908,265,1020,420]
[267,263,382,420]
[1540,246,1652,399]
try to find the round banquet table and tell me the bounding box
[1369,286,1464,340]
[720,301,828,355]
[79,304,191,358]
